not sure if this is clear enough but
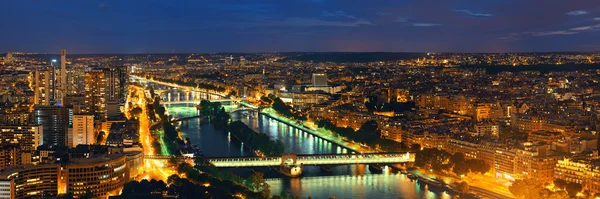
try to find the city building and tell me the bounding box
[312,73,328,87]
[474,122,499,137]
[0,125,43,150]
[0,180,11,199]
[554,153,600,194]
[57,49,67,106]
[84,68,109,120]
[513,143,560,183]
[84,67,127,120]
[34,106,71,146]
[0,145,24,170]
[33,68,55,106]
[0,152,142,199]
[67,115,95,148]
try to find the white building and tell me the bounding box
[68,115,95,148]
[0,180,12,199]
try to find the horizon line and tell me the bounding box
[4,50,600,55]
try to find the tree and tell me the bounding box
[450,152,466,163]
[260,96,273,104]
[453,161,469,176]
[248,172,270,198]
[410,144,421,151]
[565,182,582,197]
[131,107,142,116]
[542,190,570,199]
[553,179,567,190]
[509,178,545,199]
[466,159,491,175]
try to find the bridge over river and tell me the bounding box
[146,152,415,176]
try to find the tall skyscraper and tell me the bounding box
[84,66,128,120]
[57,49,67,106]
[68,115,95,148]
[67,66,86,95]
[85,68,109,120]
[312,73,328,87]
[34,106,71,146]
[108,66,128,103]
[33,67,55,105]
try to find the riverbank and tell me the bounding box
[259,108,371,153]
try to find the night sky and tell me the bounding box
[2,0,600,53]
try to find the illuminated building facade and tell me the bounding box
[311,73,328,87]
[64,154,127,198]
[0,125,43,151]
[33,68,55,106]
[84,67,127,120]
[0,153,141,199]
[554,156,600,194]
[67,115,95,148]
[34,106,71,146]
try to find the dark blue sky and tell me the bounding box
[3,0,600,53]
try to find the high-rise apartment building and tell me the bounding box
[0,125,43,150]
[108,66,128,103]
[68,115,95,148]
[312,73,328,87]
[85,68,109,120]
[34,106,71,146]
[33,67,55,106]
[84,66,127,120]
[57,49,67,106]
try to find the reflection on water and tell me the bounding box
[166,103,455,198]
[268,174,454,199]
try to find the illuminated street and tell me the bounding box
[126,85,177,181]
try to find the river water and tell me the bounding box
[165,103,454,199]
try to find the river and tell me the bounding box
[165,103,454,199]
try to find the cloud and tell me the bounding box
[413,23,441,27]
[321,11,356,19]
[570,24,600,31]
[395,17,408,23]
[262,18,374,27]
[499,23,600,39]
[594,17,600,21]
[454,9,493,17]
[566,10,589,16]
[531,31,577,36]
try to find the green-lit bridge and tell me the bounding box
[207,153,415,167]
[161,98,239,105]
[145,153,414,177]
[145,153,414,166]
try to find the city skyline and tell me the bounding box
[2,1,600,198]
[3,0,600,53]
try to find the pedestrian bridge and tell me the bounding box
[208,153,415,167]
